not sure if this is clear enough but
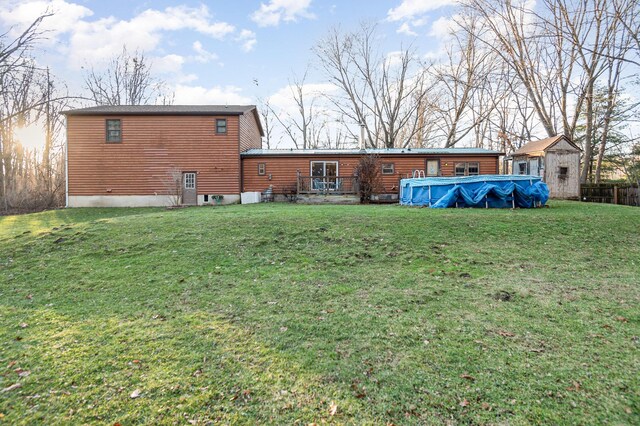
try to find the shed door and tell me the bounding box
[182,172,197,205]
[529,158,540,176]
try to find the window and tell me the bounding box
[558,166,568,179]
[311,161,338,177]
[106,119,121,143]
[381,163,395,175]
[258,163,266,175]
[184,172,196,189]
[311,161,338,191]
[426,159,440,176]
[455,162,480,176]
[216,119,227,134]
[518,162,528,175]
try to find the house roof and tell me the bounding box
[512,135,580,156]
[61,104,265,136]
[242,147,503,156]
[61,105,257,116]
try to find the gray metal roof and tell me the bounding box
[61,105,257,116]
[242,148,503,156]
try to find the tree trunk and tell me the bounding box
[580,82,595,183]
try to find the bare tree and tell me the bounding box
[0,12,77,212]
[460,0,637,183]
[257,98,280,149]
[83,46,173,106]
[431,17,502,148]
[163,166,183,207]
[1,15,50,211]
[266,70,330,149]
[314,23,431,148]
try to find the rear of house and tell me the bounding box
[63,105,263,207]
[241,148,502,200]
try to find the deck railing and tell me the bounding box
[297,175,359,195]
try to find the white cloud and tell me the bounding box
[251,0,315,27]
[1,2,238,70]
[192,41,218,63]
[67,5,235,69]
[397,22,418,36]
[387,0,457,21]
[268,82,337,116]
[154,54,186,74]
[173,84,252,105]
[387,0,455,36]
[429,15,458,38]
[385,51,407,68]
[237,29,257,52]
[0,0,92,40]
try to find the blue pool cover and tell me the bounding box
[400,175,549,208]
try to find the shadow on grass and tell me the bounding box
[0,306,374,425]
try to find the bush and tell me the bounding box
[355,154,383,203]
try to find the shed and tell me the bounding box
[511,135,581,199]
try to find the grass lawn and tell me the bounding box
[1,201,638,424]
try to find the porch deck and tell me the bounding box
[296,175,360,204]
[297,175,359,195]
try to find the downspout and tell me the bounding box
[65,116,69,208]
[238,115,243,198]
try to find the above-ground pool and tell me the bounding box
[400,175,550,208]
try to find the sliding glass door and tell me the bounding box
[311,161,338,190]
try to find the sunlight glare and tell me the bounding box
[14,123,46,152]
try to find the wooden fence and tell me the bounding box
[580,183,639,206]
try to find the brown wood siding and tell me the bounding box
[242,154,500,193]
[67,115,241,196]
[239,110,262,152]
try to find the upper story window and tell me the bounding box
[216,118,227,134]
[381,163,395,175]
[106,119,121,143]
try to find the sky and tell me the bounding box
[1,0,460,149]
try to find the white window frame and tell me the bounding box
[184,172,196,189]
[381,163,395,175]
[310,161,339,177]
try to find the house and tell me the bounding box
[62,105,263,207]
[62,105,503,207]
[241,148,502,202]
[510,135,581,199]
